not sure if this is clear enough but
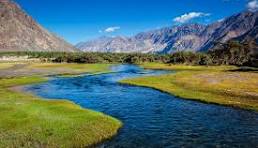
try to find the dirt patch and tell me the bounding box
[0,63,83,78]
[195,73,248,84]
[0,56,40,62]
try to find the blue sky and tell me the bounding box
[15,0,254,44]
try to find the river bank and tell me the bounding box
[121,63,258,111]
[0,62,122,147]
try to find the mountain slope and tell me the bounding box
[200,11,258,51]
[77,11,258,53]
[234,15,258,43]
[77,24,206,53]
[76,35,168,53]
[0,0,76,52]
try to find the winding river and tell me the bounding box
[25,65,258,147]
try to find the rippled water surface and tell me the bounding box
[25,65,258,148]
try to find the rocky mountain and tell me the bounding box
[77,24,206,53]
[0,0,76,52]
[77,11,258,53]
[199,11,258,51]
[76,35,167,53]
[235,18,258,43]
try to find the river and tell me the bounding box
[25,65,258,147]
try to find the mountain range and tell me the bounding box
[0,0,257,53]
[0,0,76,52]
[77,11,258,53]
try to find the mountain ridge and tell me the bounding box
[77,11,258,53]
[0,0,77,52]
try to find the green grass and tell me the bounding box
[121,63,258,111]
[0,62,114,78]
[28,63,110,71]
[28,63,114,77]
[28,63,112,74]
[0,63,15,70]
[141,62,237,71]
[0,64,122,147]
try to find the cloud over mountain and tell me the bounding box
[247,0,258,11]
[173,12,210,23]
[104,26,121,33]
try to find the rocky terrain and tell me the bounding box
[77,11,258,53]
[0,0,76,52]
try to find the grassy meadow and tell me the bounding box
[0,63,15,70]
[0,63,122,147]
[0,62,113,78]
[121,63,258,111]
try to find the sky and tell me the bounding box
[15,0,257,44]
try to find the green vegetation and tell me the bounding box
[0,51,171,64]
[0,63,122,147]
[0,62,113,78]
[0,63,15,69]
[141,63,237,71]
[209,40,258,67]
[121,63,258,111]
[28,63,113,76]
[1,42,257,67]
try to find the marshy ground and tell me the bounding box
[121,63,258,111]
[0,62,121,147]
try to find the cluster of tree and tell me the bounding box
[209,40,258,67]
[40,52,214,65]
[166,52,212,65]
[0,40,257,67]
[0,52,169,63]
[52,52,171,64]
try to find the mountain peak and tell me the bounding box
[0,0,76,52]
[77,11,257,53]
[0,0,12,3]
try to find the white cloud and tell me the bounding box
[173,12,210,23]
[247,0,258,11]
[217,18,225,22]
[104,26,120,33]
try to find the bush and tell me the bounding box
[209,40,257,66]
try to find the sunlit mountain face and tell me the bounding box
[76,11,258,53]
[0,0,76,52]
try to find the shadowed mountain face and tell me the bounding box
[77,11,258,53]
[235,16,258,43]
[0,0,76,52]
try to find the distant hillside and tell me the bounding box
[235,21,258,43]
[0,0,76,52]
[200,11,258,51]
[77,11,258,53]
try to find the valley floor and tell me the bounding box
[121,63,258,111]
[1,62,258,147]
[0,62,122,147]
